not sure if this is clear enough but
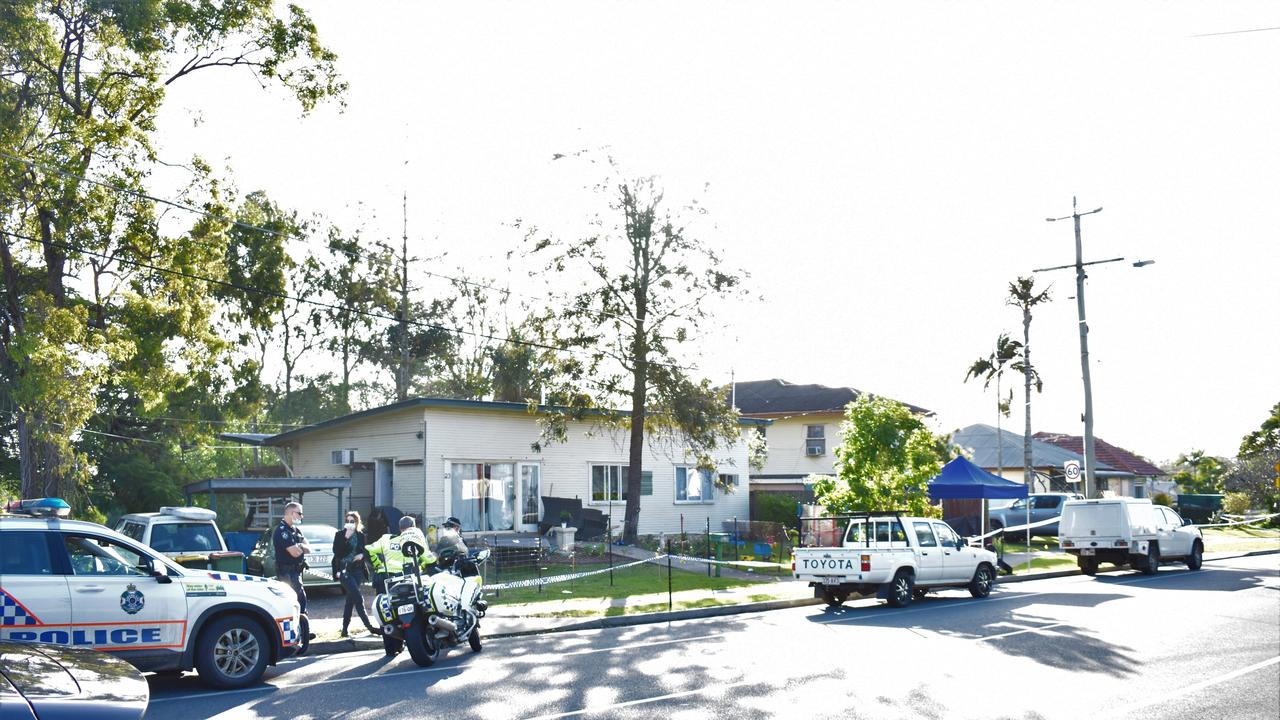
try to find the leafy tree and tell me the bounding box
[0,0,343,501]
[527,172,747,545]
[1239,401,1279,457]
[360,297,454,401]
[1007,276,1050,486]
[964,332,1020,475]
[1168,450,1228,494]
[314,225,398,414]
[490,322,552,403]
[810,396,951,517]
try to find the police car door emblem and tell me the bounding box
[120,584,146,615]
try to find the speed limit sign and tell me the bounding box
[1064,459,1082,482]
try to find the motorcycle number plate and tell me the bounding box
[1080,548,1095,556]
[397,604,415,615]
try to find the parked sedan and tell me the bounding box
[0,641,149,720]
[989,492,1084,541]
[245,523,339,587]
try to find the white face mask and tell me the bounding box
[344,523,355,531]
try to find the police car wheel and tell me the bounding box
[195,615,269,689]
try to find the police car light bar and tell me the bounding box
[4,497,72,518]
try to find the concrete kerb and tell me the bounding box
[301,547,1279,658]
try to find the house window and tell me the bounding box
[805,425,826,456]
[719,473,739,490]
[675,467,715,504]
[589,465,652,504]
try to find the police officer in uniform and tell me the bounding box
[435,516,477,576]
[273,501,313,652]
[367,516,436,594]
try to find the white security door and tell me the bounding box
[375,459,394,507]
[519,464,542,532]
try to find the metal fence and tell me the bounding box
[462,519,795,607]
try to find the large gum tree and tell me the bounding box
[527,171,747,545]
[0,0,343,502]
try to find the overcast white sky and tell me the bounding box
[151,1,1279,465]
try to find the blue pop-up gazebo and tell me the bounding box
[927,456,1029,500]
[928,456,1028,538]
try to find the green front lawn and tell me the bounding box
[485,559,769,607]
[1202,525,1280,553]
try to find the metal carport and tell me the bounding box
[183,477,352,527]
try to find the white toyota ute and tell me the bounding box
[0,498,301,689]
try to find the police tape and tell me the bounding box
[664,553,782,569]
[968,515,1061,543]
[485,555,663,591]
[1194,512,1280,529]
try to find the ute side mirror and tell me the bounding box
[956,539,967,550]
[1182,517,1194,526]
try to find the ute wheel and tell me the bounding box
[968,564,994,598]
[405,617,438,667]
[1141,543,1160,576]
[194,615,269,690]
[1079,557,1099,576]
[887,570,914,608]
[1186,540,1203,570]
[469,627,482,653]
[383,633,403,656]
[822,588,848,607]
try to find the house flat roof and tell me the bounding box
[184,477,352,495]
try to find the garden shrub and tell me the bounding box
[1152,492,1173,507]
[1223,492,1251,515]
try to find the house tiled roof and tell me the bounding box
[952,424,1119,473]
[733,379,931,417]
[1033,432,1166,477]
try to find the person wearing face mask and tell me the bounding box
[273,501,314,653]
[332,511,379,637]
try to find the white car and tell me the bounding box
[0,499,301,689]
[1058,497,1204,576]
[115,506,229,559]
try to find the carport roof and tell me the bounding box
[184,477,351,495]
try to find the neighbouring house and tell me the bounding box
[1033,432,1168,498]
[217,397,765,537]
[950,423,1123,491]
[733,379,932,499]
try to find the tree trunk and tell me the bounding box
[38,208,66,304]
[623,349,646,546]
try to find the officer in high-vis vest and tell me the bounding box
[367,516,435,593]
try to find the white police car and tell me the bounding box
[0,499,301,689]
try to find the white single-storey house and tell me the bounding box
[231,398,767,536]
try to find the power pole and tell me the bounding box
[397,191,410,401]
[1040,197,1104,499]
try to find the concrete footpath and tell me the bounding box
[301,548,1277,658]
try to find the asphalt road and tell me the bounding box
[145,554,1280,720]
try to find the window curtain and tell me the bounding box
[450,462,516,531]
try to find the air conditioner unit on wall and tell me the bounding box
[806,446,823,457]
[331,449,355,465]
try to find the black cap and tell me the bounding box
[443,517,461,529]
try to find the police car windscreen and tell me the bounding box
[152,523,221,553]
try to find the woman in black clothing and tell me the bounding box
[332,511,379,636]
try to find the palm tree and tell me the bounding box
[1007,277,1051,487]
[965,332,1023,477]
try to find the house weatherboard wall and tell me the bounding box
[234,398,762,536]
[733,379,932,494]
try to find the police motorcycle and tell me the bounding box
[373,537,490,667]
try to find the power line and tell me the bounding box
[0,227,698,372]
[1,149,691,333]
[1192,26,1280,37]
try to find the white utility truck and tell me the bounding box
[792,512,999,608]
[1058,497,1203,576]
